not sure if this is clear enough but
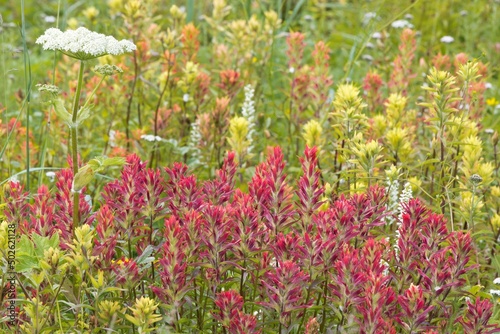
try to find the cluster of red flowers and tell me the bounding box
[5,146,500,332]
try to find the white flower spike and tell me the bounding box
[36,27,136,60]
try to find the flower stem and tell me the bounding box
[71,60,85,232]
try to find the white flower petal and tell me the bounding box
[391,19,413,29]
[36,27,136,60]
[490,289,500,296]
[440,36,454,43]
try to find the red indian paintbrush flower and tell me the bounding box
[213,290,260,334]
[396,283,434,332]
[260,260,311,330]
[296,146,324,232]
[457,297,500,334]
[218,69,243,99]
[286,31,306,71]
[249,147,295,239]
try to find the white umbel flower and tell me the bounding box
[391,19,413,29]
[140,134,163,142]
[36,27,136,60]
[440,36,454,44]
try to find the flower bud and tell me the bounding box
[94,64,123,76]
[98,300,125,324]
[470,174,483,185]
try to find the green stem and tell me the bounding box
[297,279,314,333]
[319,277,328,333]
[80,76,106,111]
[126,51,138,150]
[149,213,156,284]
[150,74,170,168]
[240,258,246,306]
[71,60,85,232]
[21,0,31,190]
[469,185,476,233]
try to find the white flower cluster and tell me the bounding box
[241,85,256,154]
[391,19,413,29]
[46,171,56,182]
[141,134,163,142]
[398,182,413,218]
[187,118,202,164]
[109,130,117,147]
[394,182,413,256]
[385,178,400,225]
[440,36,454,44]
[491,277,500,297]
[363,12,378,25]
[36,27,136,60]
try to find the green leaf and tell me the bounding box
[468,284,484,296]
[102,156,126,167]
[32,233,59,256]
[73,164,95,192]
[52,98,72,124]
[125,314,141,327]
[135,245,155,269]
[16,234,60,272]
[16,235,37,272]
[77,104,92,123]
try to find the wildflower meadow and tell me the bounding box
[2,0,500,333]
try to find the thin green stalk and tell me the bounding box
[125,50,138,150]
[186,0,194,22]
[319,277,329,333]
[83,78,105,108]
[71,60,85,231]
[287,72,296,161]
[149,213,156,283]
[21,0,32,189]
[1,14,7,130]
[56,295,63,333]
[150,67,171,168]
[128,233,133,258]
[470,184,477,233]
[239,258,247,307]
[297,279,314,333]
[34,291,39,333]
[38,0,61,187]
[38,275,67,330]
[197,275,205,330]
[494,141,499,178]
